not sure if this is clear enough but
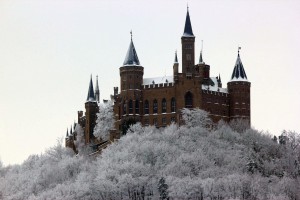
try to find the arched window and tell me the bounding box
[185,92,193,108]
[129,99,133,114]
[162,98,167,113]
[123,101,127,115]
[144,100,149,114]
[153,99,158,114]
[135,100,139,114]
[171,97,176,112]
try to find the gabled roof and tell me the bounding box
[230,53,248,82]
[86,76,96,102]
[123,37,140,66]
[182,8,194,37]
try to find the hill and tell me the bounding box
[0,109,299,199]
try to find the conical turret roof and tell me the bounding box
[230,52,248,82]
[123,36,140,66]
[182,8,194,37]
[86,75,96,102]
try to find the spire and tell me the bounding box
[218,73,221,83]
[183,6,194,37]
[230,47,248,82]
[174,51,178,63]
[123,31,140,66]
[86,75,96,102]
[66,128,69,137]
[95,75,100,102]
[70,125,73,135]
[199,40,204,64]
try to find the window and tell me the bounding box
[171,98,176,112]
[144,119,149,126]
[162,117,166,125]
[171,117,176,122]
[123,101,127,115]
[129,99,133,114]
[153,118,157,127]
[162,98,167,113]
[186,54,191,60]
[185,92,193,108]
[153,99,158,114]
[144,100,149,114]
[135,100,139,114]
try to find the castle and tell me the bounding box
[66,8,251,149]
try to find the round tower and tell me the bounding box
[228,50,251,124]
[85,76,98,144]
[119,34,144,134]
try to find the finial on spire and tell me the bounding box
[130,30,132,40]
[187,2,189,11]
[238,46,241,55]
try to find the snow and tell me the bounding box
[202,77,228,93]
[143,75,173,85]
[182,33,195,37]
[229,77,249,82]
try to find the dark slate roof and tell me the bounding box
[183,9,194,37]
[230,53,248,81]
[86,76,96,101]
[174,51,178,63]
[123,38,140,66]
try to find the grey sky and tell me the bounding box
[0,0,300,165]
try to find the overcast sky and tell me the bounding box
[0,0,300,166]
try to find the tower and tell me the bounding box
[227,49,251,123]
[181,7,195,76]
[85,75,98,144]
[118,33,144,134]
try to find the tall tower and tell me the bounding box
[181,7,195,75]
[85,75,98,144]
[228,49,251,123]
[119,33,144,134]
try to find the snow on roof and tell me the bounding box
[143,75,173,85]
[202,77,228,93]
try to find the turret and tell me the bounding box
[181,7,195,76]
[228,48,251,124]
[84,75,98,144]
[196,42,210,84]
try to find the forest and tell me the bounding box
[0,105,299,200]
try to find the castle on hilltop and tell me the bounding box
[66,8,251,149]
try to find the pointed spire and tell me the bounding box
[198,40,205,64]
[86,75,96,102]
[174,50,178,63]
[218,73,221,83]
[95,75,100,102]
[230,47,248,82]
[123,31,140,66]
[70,125,73,135]
[66,128,69,137]
[183,6,194,37]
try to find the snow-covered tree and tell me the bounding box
[181,108,211,128]
[93,101,115,141]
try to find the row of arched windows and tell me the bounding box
[144,98,176,114]
[122,92,194,115]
